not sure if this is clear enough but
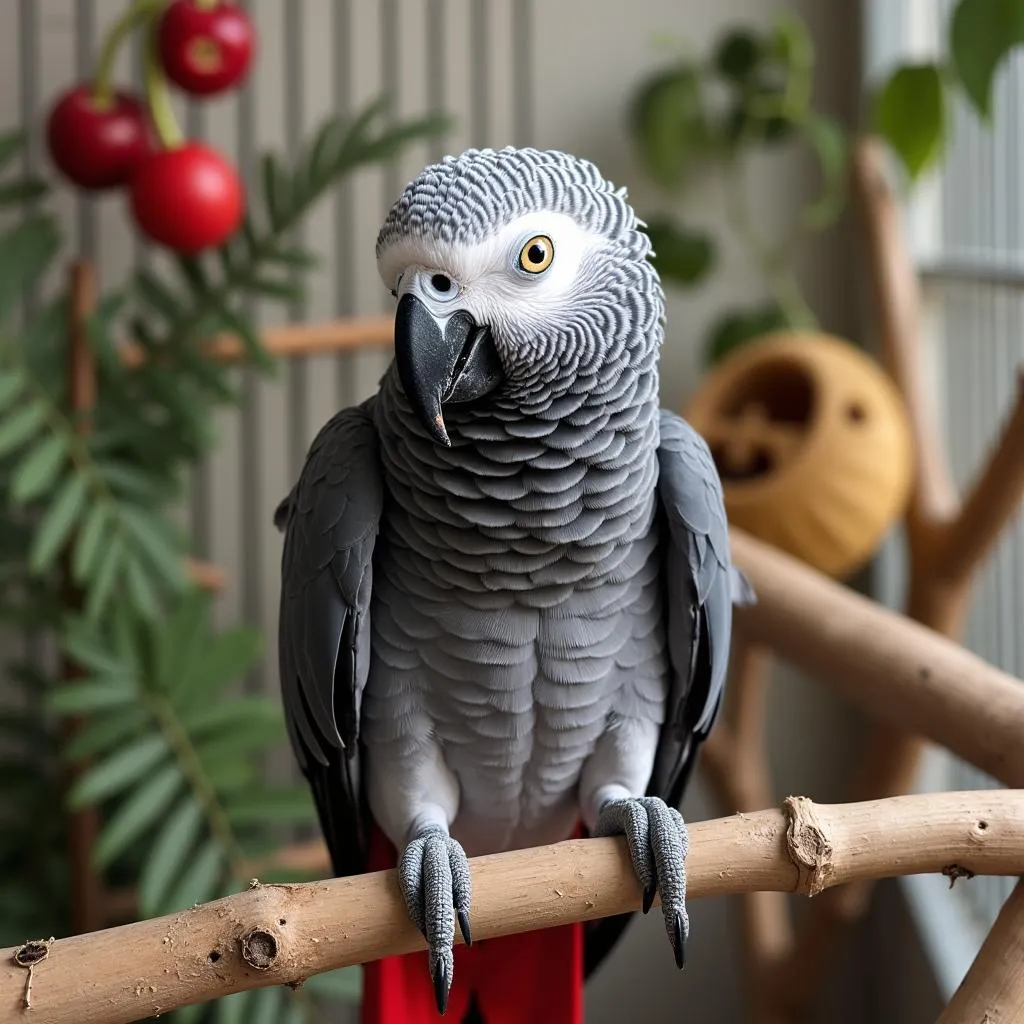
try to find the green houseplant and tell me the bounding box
[628,0,1024,367]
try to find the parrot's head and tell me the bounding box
[376,146,663,445]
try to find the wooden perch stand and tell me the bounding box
[4,791,1024,1024]
[700,135,1024,1023]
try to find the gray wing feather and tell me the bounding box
[649,409,749,801]
[276,401,382,875]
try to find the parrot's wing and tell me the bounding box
[649,408,750,806]
[584,410,751,979]
[275,401,383,877]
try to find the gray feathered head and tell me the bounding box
[376,147,663,444]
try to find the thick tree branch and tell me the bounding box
[938,878,1024,1024]
[852,136,958,533]
[4,792,1024,1024]
[729,528,1024,788]
[932,371,1024,585]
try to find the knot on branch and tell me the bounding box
[783,796,834,896]
[12,940,52,968]
[240,929,279,971]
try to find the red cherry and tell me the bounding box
[45,86,154,190]
[129,143,244,253]
[157,1,255,96]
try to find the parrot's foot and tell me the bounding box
[398,824,473,1015]
[595,796,689,969]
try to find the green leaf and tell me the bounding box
[97,459,172,502]
[23,296,70,383]
[120,506,186,590]
[0,367,26,411]
[0,215,62,321]
[645,218,715,286]
[68,734,169,808]
[84,534,125,621]
[705,302,793,367]
[770,10,814,73]
[10,434,67,502]
[175,255,210,297]
[0,130,25,172]
[176,625,264,704]
[46,678,134,715]
[61,616,128,675]
[714,29,763,80]
[162,838,223,913]
[214,302,274,371]
[108,601,145,675]
[156,588,211,689]
[0,178,49,205]
[125,553,162,619]
[873,63,947,181]
[629,65,708,188]
[800,114,849,230]
[225,785,315,828]
[195,718,285,766]
[344,113,451,171]
[262,154,292,230]
[309,116,348,183]
[29,472,89,572]
[950,0,1024,121]
[93,763,183,869]
[62,706,148,761]
[244,276,305,302]
[135,270,185,325]
[264,245,321,269]
[304,966,363,1004]
[138,797,204,915]
[72,501,112,581]
[180,694,283,734]
[0,400,47,458]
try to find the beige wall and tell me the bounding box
[1,2,918,1022]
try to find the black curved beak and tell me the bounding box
[394,293,504,445]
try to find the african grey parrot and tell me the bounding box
[275,146,751,1024]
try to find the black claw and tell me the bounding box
[673,912,686,970]
[433,958,450,1015]
[458,908,473,947]
[642,884,656,915]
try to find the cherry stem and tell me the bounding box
[92,0,166,109]
[195,0,220,8]
[142,9,185,148]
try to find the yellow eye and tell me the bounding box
[518,234,554,274]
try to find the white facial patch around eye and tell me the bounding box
[376,212,606,311]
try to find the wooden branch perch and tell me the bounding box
[729,528,1024,788]
[938,879,1024,1024]
[119,315,394,368]
[754,135,1024,1022]
[4,792,1024,1024]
